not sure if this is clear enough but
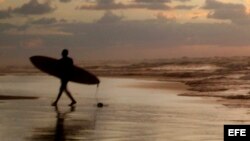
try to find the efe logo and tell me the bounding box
[224,125,250,141]
[228,129,246,136]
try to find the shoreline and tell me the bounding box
[0,72,249,110]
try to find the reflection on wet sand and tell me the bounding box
[30,106,96,141]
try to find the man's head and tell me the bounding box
[62,49,68,57]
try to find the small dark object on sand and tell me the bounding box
[97,102,103,108]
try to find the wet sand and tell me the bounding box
[0,75,250,141]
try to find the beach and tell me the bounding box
[2,0,250,140]
[0,75,249,141]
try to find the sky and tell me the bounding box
[1,0,250,65]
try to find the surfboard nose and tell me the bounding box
[85,74,100,85]
[92,77,100,84]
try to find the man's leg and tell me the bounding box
[63,80,76,105]
[52,80,67,106]
[65,88,76,106]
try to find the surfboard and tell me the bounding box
[30,56,100,85]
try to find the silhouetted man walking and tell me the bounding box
[52,49,76,106]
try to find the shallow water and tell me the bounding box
[0,75,249,141]
[151,64,221,71]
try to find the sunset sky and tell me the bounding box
[1,0,250,65]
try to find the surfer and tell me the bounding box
[52,49,77,106]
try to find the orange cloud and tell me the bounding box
[188,10,208,20]
[245,0,250,12]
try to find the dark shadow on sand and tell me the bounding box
[0,95,38,100]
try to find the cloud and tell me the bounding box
[2,9,250,61]
[95,0,114,5]
[134,0,171,3]
[30,17,58,25]
[25,20,250,60]
[59,0,71,3]
[0,0,56,19]
[135,2,171,10]
[156,12,176,21]
[5,26,73,36]
[174,0,190,2]
[77,0,125,10]
[96,11,123,23]
[13,0,56,15]
[134,0,191,3]
[77,0,171,10]
[203,0,250,25]
[77,0,195,11]
[26,18,250,50]
[174,4,196,10]
[3,10,250,51]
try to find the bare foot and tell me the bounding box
[69,101,76,106]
